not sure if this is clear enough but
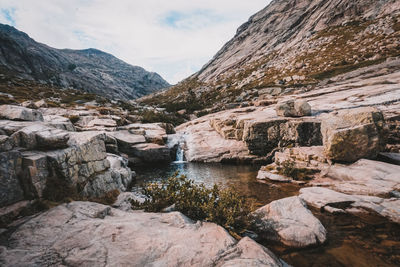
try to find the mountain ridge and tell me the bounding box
[0,23,170,100]
[140,0,400,113]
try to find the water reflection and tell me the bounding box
[132,162,299,206]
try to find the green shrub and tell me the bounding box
[131,174,253,236]
[277,160,315,180]
[140,110,185,126]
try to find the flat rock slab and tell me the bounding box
[320,159,400,195]
[0,202,286,267]
[0,105,43,122]
[107,131,146,147]
[257,169,292,182]
[252,196,327,248]
[299,187,400,223]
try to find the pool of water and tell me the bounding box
[132,162,300,205]
[132,162,400,267]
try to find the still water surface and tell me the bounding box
[132,162,400,267]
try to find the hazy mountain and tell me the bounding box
[0,23,170,100]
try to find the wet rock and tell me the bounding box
[378,152,400,165]
[252,196,327,248]
[0,105,43,121]
[257,168,292,182]
[321,107,386,162]
[300,187,400,223]
[0,202,286,267]
[275,99,311,117]
[131,143,172,163]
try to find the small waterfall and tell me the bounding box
[175,144,185,162]
[167,133,187,164]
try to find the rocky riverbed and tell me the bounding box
[0,59,400,266]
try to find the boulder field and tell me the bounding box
[0,104,178,226]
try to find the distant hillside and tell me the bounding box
[0,24,170,100]
[140,0,400,111]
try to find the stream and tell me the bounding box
[132,160,400,267]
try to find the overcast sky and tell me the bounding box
[0,0,270,84]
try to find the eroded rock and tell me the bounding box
[252,196,327,248]
[275,99,312,117]
[0,105,43,121]
[321,107,386,162]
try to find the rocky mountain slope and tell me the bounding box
[141,0,400,112]
[0,23,169,100]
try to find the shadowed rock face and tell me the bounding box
[0,24,170,100]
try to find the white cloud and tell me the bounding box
[0,0,270,84]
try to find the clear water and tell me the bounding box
[132,162,300,205]
[132,162,400,267]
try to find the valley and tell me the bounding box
[1,0,400,266]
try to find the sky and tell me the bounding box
[0,0,270,84]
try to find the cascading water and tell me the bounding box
[168,133,187,164]
[175,144,185,163]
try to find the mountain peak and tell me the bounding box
[0,23,170,100]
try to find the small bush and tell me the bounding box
[131,174,253,236]
[140,110,185,126]
[277,160,314,180]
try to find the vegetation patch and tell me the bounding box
[277,160,316,181]
[131,173,254,237]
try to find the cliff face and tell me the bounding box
[140,0,400,110]
[0,24,170,100]
[197,0,400,82]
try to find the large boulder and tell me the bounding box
[107,130,146,150]
[243,118,322,156]
[43,115,75,132]
[252,196,327,248]
[321,107,386,162]
[275,99,311,117]
[0,105,43,121]
[0,202,286,267]
[14,124,70,150]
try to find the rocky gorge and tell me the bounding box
[1,0,400,266]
